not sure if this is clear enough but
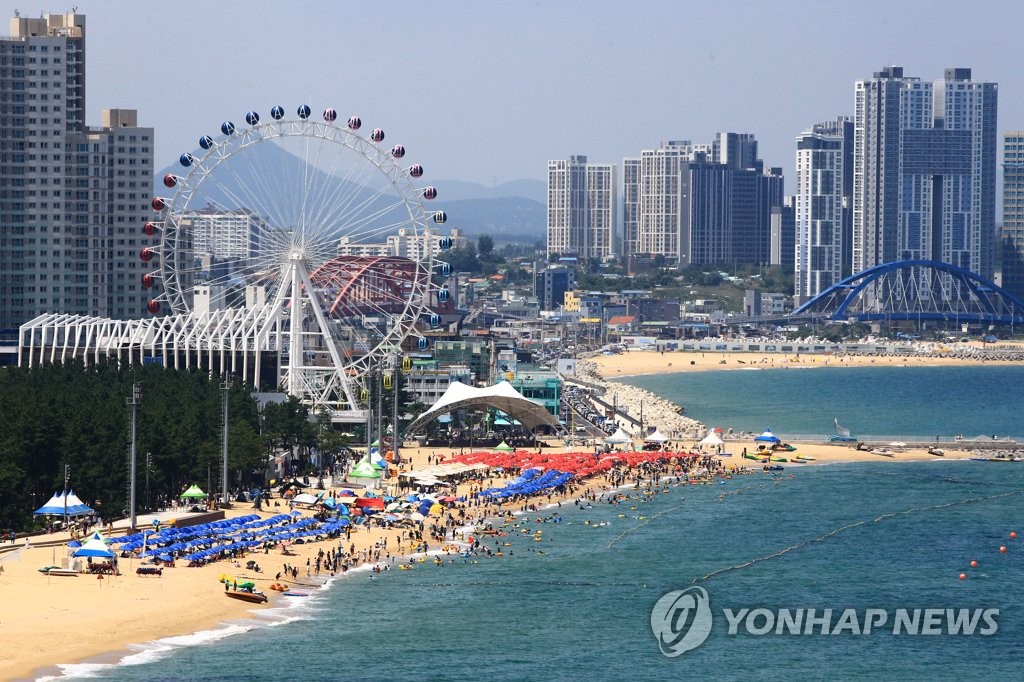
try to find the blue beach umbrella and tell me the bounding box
[754,428,781,443]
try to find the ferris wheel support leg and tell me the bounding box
[294,257,359,411]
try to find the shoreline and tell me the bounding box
[587,347,1024,379]
[6,446,1005,680]
[6,350,1024,677]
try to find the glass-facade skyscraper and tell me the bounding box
[853,66,997,280]
[1002,132,1024,300]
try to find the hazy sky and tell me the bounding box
[12,0,1024,188]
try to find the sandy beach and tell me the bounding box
[588,345,1024,378]
[3,346,1022,678]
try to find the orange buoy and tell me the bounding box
[959,573,967,580]
[970,560,978,568]
[1011,531,1018,539]
[1000,546,1007,553]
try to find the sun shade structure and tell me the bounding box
[33,491,94,516]
[405,381,564,436]
[604,428,632,444]
[180,484,207,499]
[644,429,668,443]
[73,531,114,559]
[699,429,725,447]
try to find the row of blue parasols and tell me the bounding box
[478,468,574,499]
[108,513,351,562]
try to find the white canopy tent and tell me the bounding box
[604,428,632,445]
[73,531,114,559]
[645,429,669,443]
[405,381,564,436]
[699,428,725,452]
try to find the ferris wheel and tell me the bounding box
[141,104,452,413]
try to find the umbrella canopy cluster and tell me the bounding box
[478,467,574,499]
[445,447,681,479]
[108,513,350,563]
[33,490,95,517]
[754,428,781,443]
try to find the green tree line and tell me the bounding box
[0,363,317,532]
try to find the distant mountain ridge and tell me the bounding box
[154,152,547,243]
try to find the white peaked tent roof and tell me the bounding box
[604,428,632,444]
[33,491,66,515]
[645,429,668,442]
[700,429,725,446]
[34,490,94,516]
[406,381,563,435]
[73,531,114,558]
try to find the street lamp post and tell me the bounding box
[126,383,141,531]
[221,380,230,507]
[392,353,400,463]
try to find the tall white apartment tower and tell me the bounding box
[0,12,155,328]
[853,66,997,279]
[546,155,617,259]
[794,122,847,304]
[635,141,693,263]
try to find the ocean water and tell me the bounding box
[619,365,1024,440]
[44,366,1024,680]
[55,461,1024,681]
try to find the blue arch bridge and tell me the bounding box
[791,260,1024,328]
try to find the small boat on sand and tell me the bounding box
[225,590,268,604]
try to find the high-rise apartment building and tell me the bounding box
[853,66,997,279]
[1002,132,1024,300]
[624,135,784,268]
[794,118,852,303]
[0,12,155,328]
[546,155,616,259]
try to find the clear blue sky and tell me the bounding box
[11,0,1024,188]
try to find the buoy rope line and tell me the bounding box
[691,489,1023,585]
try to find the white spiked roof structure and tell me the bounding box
[405,381,563,435]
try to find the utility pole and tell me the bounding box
[63,464,70,531]
[376,370,384,454]
[145,452,151,512]
[392,354,400,463]
[221,379,230,507]
[365,370,373,453]
[126,383,141,531]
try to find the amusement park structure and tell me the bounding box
[18,105,454,422]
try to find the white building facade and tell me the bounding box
[546,155,617,259]
[794,126,845,303]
